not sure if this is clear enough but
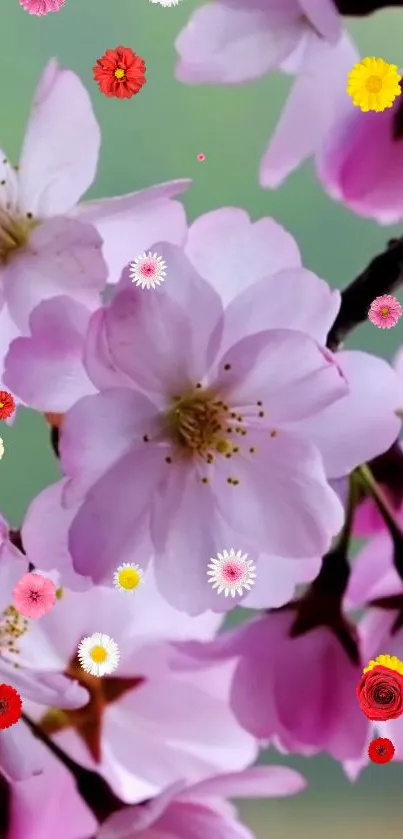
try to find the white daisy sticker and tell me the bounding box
[77,633,120,677]
[207,549,256,597]
[149,0,182,6]
[130,252,167,289]
[113,563,144,593]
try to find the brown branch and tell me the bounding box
[335,0,403,14]
[327,237,403,350]
[22,714,127,824]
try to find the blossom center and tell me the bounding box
[114,67,125,80]
[0,209,36,264]
[164,388,233,459]
[366,74,382,93]
[381,307,389,316]
[0,605,28,657]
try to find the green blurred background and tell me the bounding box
[1,0,403,835]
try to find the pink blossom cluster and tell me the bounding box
[2,0,403,835]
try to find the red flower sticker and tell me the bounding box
[356,664,403,720]
[0,684,22,730]
[93,46,146,99]
[0,391,15,420]
[368,737,395,764]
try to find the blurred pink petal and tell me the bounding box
[184,208,301,305]
[18,59,99,217]
[317,94,403,223]
[227,614,368,760]
[74,180,190,284]
[7,746,97,838]
[99,765,306,839]
[4,296,95,412]
[289,351,402,478]
[175,0,305,85]
[2,218,107,334]
[346,532,402,609]
[260,31,359,187]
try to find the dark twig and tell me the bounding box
[327,237,403,350]
[336,0,403,14]
[22,714,127,824]
[50,425,60,459]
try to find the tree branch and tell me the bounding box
[335,0,403,14]
[22,714,127,824]
[327,237,403,351]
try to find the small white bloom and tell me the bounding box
[113,562,144,593]
[130,251,167,289]
[149,0,182,6]
[77,632,120,677]
[207,549,256,597]
[0,438,4,460]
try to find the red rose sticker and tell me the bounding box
[356,664,403,721]
[368,737,395,764]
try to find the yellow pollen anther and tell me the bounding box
[164,387,239,459]
[215,439,233,454]
[0,209,37,264]
[381,307,389,315]
[0,605,29,656]
[115,67,125,79]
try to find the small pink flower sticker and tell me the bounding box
[197,153,206,162]
[207,549,256,597]
[19,0,66,14]
[368,294,402,329]
[13,573,57,619]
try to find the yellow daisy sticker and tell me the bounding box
[347,57,401,112]
[363,654,403,675]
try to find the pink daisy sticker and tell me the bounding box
[368,295,402,329]
[197,153,206,162]
[207,549,256,597]
[13,573,57,619]
[19,0,66,14]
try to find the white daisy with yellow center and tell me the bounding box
[77,632,120,677]
[113,563,144,593]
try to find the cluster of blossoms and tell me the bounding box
[3,0,403,836]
